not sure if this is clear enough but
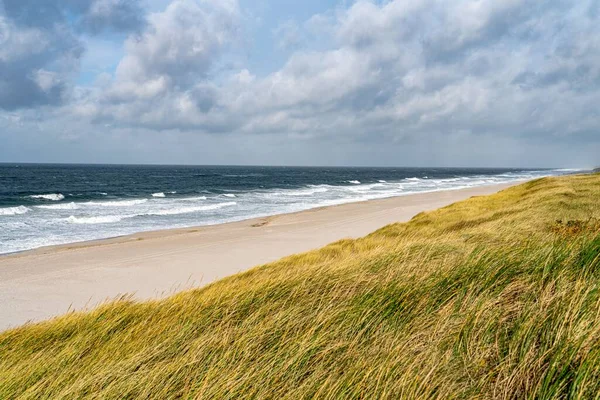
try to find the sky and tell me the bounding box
[0,0,599,168]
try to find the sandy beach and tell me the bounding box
[0,183,518,331]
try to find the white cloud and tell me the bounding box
[114,0,239,85]
[273,20,301,50]
[78,0,597,145]
[1,0,600,166]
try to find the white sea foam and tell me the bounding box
[29,193,65,201]
[85,199,148,207]
[282,186,330,196]
[180,196,208,201]
[378,180,387,183]
[64,201,238,224]
[223,194,236,198]
[152,192,166,198]
[0,206,30,216]
[36,202,79,210]
[348,180,361,184]
[67,215,128,224]
[345,182,387,193]
[148,202,237,216]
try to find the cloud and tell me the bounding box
[0,0,144,110]
[79,0,240,130]
[1,0,145,33]
[273,20,301,50]
[72,0,599,152]
[75,0,145,34]
[1,0,599,167]
[115,0,239,86]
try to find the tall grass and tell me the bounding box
[1,173,600,399]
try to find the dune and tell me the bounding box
[2,174,600,398]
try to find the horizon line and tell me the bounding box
[0,161,580,170]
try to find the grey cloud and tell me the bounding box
[1,0,63,29]
[78,0,146,34]
[225,0,600,144]
[0,8,82,110]
[0,0,145,110]
[11,0,600,168]
[0,67,68,110]
[81,0,240,131]
[190,84,218,113]
[1,0,145,33]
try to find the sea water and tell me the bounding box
[0,164,579,254]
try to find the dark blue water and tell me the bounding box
[0,164,575,254]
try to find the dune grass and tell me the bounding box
[2,173,600,399]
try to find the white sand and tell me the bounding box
[0,183,518,331]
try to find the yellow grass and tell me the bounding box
[2,173,600,399]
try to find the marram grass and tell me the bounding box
[2,174,600,399]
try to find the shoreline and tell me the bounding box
[1,182,521,331]
[0,182,529,259]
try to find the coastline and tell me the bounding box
[0,182,520,330]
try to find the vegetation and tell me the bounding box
[2,173,600,399]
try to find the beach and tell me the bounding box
[0,182,519,331]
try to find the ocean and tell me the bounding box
[0,164,577,255]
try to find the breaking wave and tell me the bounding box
[67,215,128,224]
[85,199,148,207]
[0,206,30,216]
[65,202,238,224]
[148,202,237,216]
[29,193,65,201]
[281,186,331,196]
[180,196,208,201]
[36,202,79,210]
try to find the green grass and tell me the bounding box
[2,173,600,399]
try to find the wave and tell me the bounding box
[85,199,148,207]
[36,202,79,210]
[152,192,166,198]
[0,206,30,216]
[378,180,387,183]
[223,194,236,198]
[29,193,65,201]
[282,186,330,196]
[180,196,208,201]
[67,215,128,224]
[222,173,266,178]
[405,178,421,182]
[348,180,361,184]
[147,202,237,216]
[438,178,461,182]
[64,202,238,224]
[344,182,387,192]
